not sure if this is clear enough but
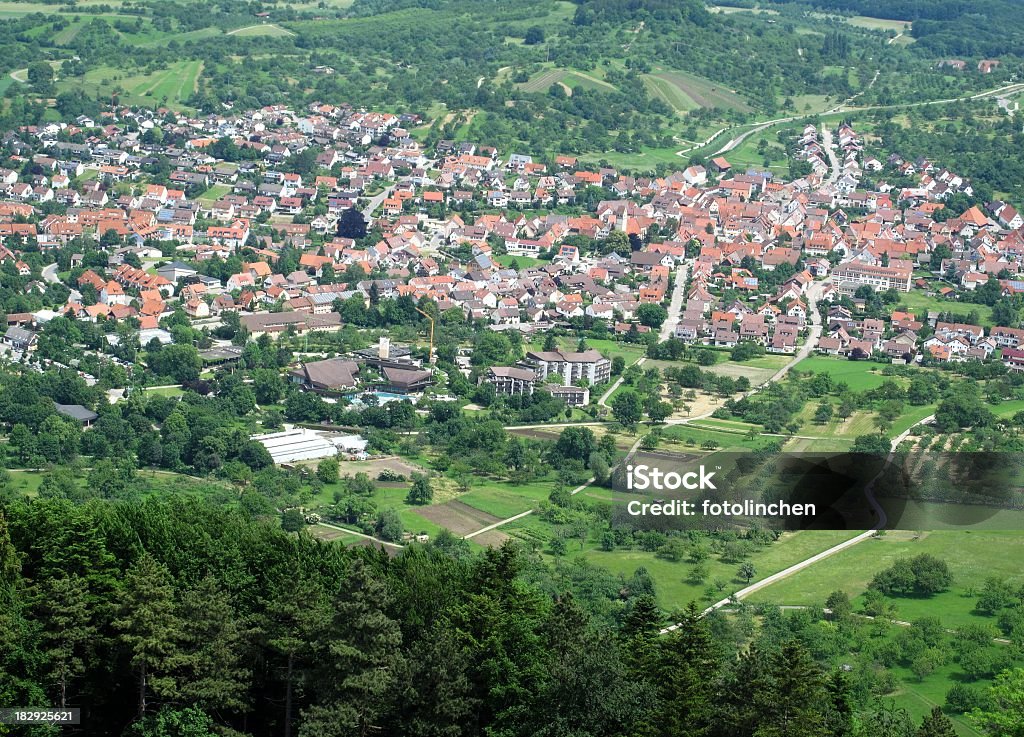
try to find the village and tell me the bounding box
[1,101,1022,404]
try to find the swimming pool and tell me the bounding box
[349,390,416,406]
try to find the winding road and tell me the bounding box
[678,73,1011,162]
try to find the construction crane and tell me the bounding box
[414,306,436,365]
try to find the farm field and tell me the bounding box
[641,69,752,113]
[846,15,911,32]
[517,67,618,95]
[57,60,203,109]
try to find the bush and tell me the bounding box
[281,508,305,532]
[946,682,984,713]
[869,554,952,597]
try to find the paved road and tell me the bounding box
[697,76,1015,161]
[820,124,842,187]
[660,409,937,633]
[361,185,395,221]
[660,261,690,342]
[42,263,82,301]
[599,259,689,408]
[765,279,824,386]
[714,116,794,157]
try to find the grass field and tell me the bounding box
[60,59,203,109]
[227,23,296,37]
[660,424,779,451]
[887,661,985,736]
[458,478,555,518]
[642,69,752,113]
[581,529,860,611]
[0,0,125,15]
[846,15,911,32]
[198,183,233,205]
[143,385,185,397]
[793,356,898,391]
[704,354,788,386]
[894,291,993,326]
[577,144,690,171]
[495,253,547,269]
[747,529,1024,628]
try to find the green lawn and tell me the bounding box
[580,529,860,611]
[888,403,938,437]
[793,356,898,391]
[227,23,296,37]
[894,292,993,327]
[747,529,1024,629]
[887,662,985,736]
[458,479,555,518]
[7,469,45,495]
[143,386,185,397]
[988,398,1024,418]
[577,144,691,172]
[198,183,233,205]
[58,59,203,109]
[495,253,547,269]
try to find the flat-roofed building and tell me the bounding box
[524,348,611,387]
[252,429,338,464]
[833,260,913,292]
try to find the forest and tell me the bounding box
[0,495,995,737]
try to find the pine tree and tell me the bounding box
[644,603,720,737]
[398,624,475,737]
[33,575,96,708]
[526,594,646,737]
[176,576,252,717]
[266,574,331,737]
[917,707,957,737]
[732,641,831,737]
[621,594,662,675]
[301,559,406,737]
[114,553,183,719]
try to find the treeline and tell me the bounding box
[763,0,1024,56]
[0,495,972,737]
